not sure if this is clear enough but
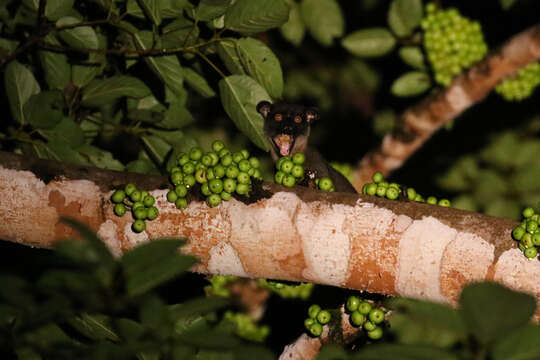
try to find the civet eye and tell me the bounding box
[274,113,283,121]
[294,116,302,123]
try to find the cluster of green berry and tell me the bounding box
[421,2,488,86]
[166,141,262,209]
[224,311,270,342]
[495,62,540,101]
[205,274,238,297]
[257,279,314,300]
[362,172,451,207]
[274,153,335,191]
[511,207,540,259]
[304,304,332,337]
[345,296,385,340]
[111,184,159,233]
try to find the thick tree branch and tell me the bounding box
[1,152,538,315]
[352,23,540,189]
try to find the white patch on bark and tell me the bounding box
[208,242,247,276]
[446,84,472,113]
[493,248,540,296]
[446,232,494,280]
[97,220,122,257]
[396,216,457,302]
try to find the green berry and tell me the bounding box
[232,152,244,164]
[386,187,399,200]
[280,160,294,174]
[309,323,323,337]
[241,149,250,159]
[292,165,304,179]
[372,172,384,184]
[114,203,126,217]
[524,247,538,259]
[221,154,233,166]
[201,183,211,196]
[213,164,225,179]
[170,166,181,173]
[282,174,296,187]
[207,194,222,207]
[526,220,538,233]
[143,195,155,207]
[366,183,377,195]
[293,153,305,165]
[140,191,149,200]
[201,154,213,167]
[316,310,331,325]
[170,171,184,186]
[427,196,438,205]
[363,320,376,332]
[226,165,239,179]
[368,309,385,324]
[220,191,232,201]
[209,179,224,194]
[252,169,262,179]
[236,183,250,195]
[133,208,147,220]
[367,326,383,340]
[438,199,451,207]
[130,190,142,202]
[223,178,237,193]
[350,311,365,327]
[147,206,159,220]
[237,172,250,185]
[132,219,146,233]
[182,162,195,175]
[111,189,126,203]
[167,190,178,203]
[512,227,525,241]
[358,301,372,315]
[304,318,315,330]
[376,185,387,197]
[175,184,188,198]
[175,197,188,210]
[532,232,540,246]
[274,171,285,184]
[177,153,190,166]
[124,183,136,196]
[249,157,260,168]
[346,296,360,312]
[189,147,203,161]
[195,168,207,184]
[238,159,251,172]
[184,175,196,188]
[219,148,231,158]
[308,304,321,319]
[521,234,534,249]
[212,140,225,153]
[277,156,291,170]
[132,201,144,210]
[319,177,333,192]
[206,168,215,181]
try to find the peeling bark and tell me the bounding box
[352,23,540,188]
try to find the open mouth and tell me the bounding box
[272,134,296,157]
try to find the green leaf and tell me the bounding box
[121,239,198,296]
[236,38,283,98]
[59,218,116,265]
[459,282,536,344]
[386,298,465,347]
[510,163,540,192]
[39,35,71,90]
[77,144,125,171]
[162,18,199,48]
[162,0,193,18]
[224,0,289,35]
[280,0,305,46]
[33,141,89,165]
[81,75,151,107]
[316,344,350,360]
[160,101,194,129]
[342,28,396,57]
[39,117,85,147]
[493,324,540,360]
[138,0,162,25]
[68,313,120,342]
[218,75,271,151]
[194,0,233,21]
[141,134,172,166]
[147,129,185,146]
[169,297,230,320]
[387,0,423,37]
[56,16,99,49]
[500,0,518,10]
[72,63,105,88]
[301,0,344,46]
[4,60,41,125]
[133,31,185,97]
[217,40,246,75]
[0,38,19,55]
[24,91,64,129]
[399,46,426,70]
[352,344,458,360]
[45,0,75,21]
[125,159,157,174]
[115,318,145,340]
[391,71,431,97]
[184,68,216,98]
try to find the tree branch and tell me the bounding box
[352,23,540,189]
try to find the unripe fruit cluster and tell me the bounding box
[167,140,262,209]
[274,153,335,192]
[345,296,385,340]
[257,279,314,300]
[511,207,540,259]
[111,184,159,233]
[362,172,451,207]
[422,2,487,87]
[304,304,332,337]
[495,61,540,101]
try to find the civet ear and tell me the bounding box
[256,101,272,118]
[305,108,319,123]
